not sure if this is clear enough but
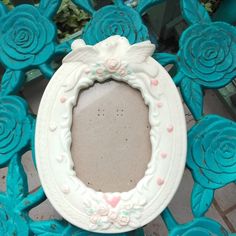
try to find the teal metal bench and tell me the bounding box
[0,0,235,235]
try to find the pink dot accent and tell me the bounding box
[161,152,167,159]
[167,125,174,133]
[60,97,66,103]
[157,178,165,186]
[151,79,158,86]
[157,102,163,108]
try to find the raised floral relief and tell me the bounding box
[0,96,32,166]
[187,115,236,189]
[63,36,157,76]
[0,1,70,95]
[178,22,236,88]
[93,59,129,80]
[84,195,145,230]
[82,4,149,45]
[0,5,55,70]
[155,0,236,120]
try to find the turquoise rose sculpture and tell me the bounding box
[72,0,164,45]
[155,0,236,120]
[0,0,72,95]
[155,0,236,233]
[0,5,56,71]
[82,4,149,45]
[187,115,236,216]
[178,22,236,88]
[0,96,33,167]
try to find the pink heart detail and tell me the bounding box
[104,195,121,208]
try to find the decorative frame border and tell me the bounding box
[35,36,187,234]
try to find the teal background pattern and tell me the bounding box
[0,0,235,235]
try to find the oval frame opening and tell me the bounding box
[71,80,152,192]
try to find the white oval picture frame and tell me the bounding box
[36,36,187,234]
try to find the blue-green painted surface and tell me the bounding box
[155,0,236,120]
[73,0,165,45]
[213,0,236,24]
[0,0,72,96]
[155,1,236,235]
[161,208,231,236]
[81,3,149,45]
[187,115,236,218]
[0,0,235,235]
